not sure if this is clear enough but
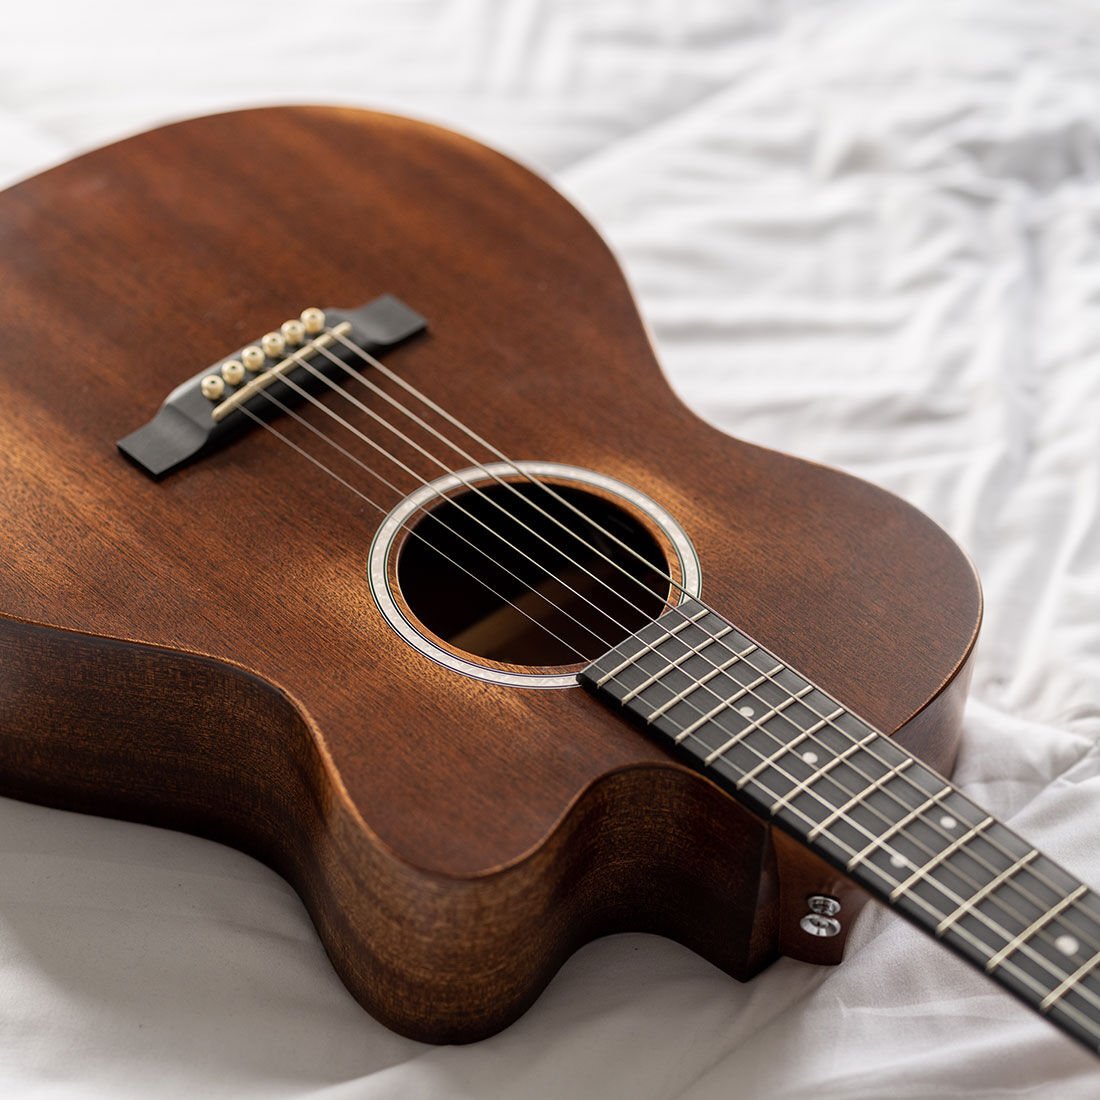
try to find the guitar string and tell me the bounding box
[254,348,650,645]
[256,327,1100,955]
[232,352,1100,986]
[317,328,1100,941]
[310,329,1100,942]
[245,386,615,652]
[235,393,1100,1033]
[249,373,1100,998]
[235,404,599,657]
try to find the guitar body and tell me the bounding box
[0,107,980,1043]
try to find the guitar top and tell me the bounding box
[0,106,1091,1054]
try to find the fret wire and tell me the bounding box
[762,728,878,810]
[636,627,1100,977]
[651,618,1100,957]
[856,849,1100,1040]
[696,642,1100,935]
[587,613,1100,1040]
[986,885,1090,972]
[807,757,915,840]
[632,625,993,888]
[663,722,907,894]
[734,707,845,789]
[1041,946,1100,1012]
[937,851,1040,935]
[769,776,1100,1028]
[594,606,710,687]
[590,605,1100,987]
[647,645,762,721]
[580,602,1095,1047]
[838,794,1100,1022]
[671,665,784,743]
[1041,975,1100,1038]
[876,872,1085,1027]
[664,714,1100,1036]
[690,734,1100,1039]
[888,817,995,902]
[620,626,737,704]
[637,634,1100,987]
[611,605,1100,978]
[657,704,925,899]
[608,606,1100,935]
[846,786,953,871]
[702,685,814,764]
[680,700,1100,1017]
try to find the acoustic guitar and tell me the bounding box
[1,106,1097,1056]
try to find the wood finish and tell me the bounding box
[0,107,981,1042]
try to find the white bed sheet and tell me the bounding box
[1,1,1099,1096]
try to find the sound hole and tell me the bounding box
[396,482,670,667]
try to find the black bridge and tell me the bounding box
[118,295,427,479]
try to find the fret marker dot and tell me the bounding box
[1055,935,1079,956]
[889,853,907,868]
[939,815,958,830]
[802,751,819,765]
[739,706,754,718]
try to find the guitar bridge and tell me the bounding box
[117,294,427,479]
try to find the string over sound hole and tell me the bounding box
[396,482,670,667]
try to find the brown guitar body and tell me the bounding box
[0,107,980,1042]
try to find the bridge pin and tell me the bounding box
[200,374,225,400]
[220,359,245,386]
[241,345,265,372]
[281,319,306,346]
[261,331,286,358]
[301,307,325,335]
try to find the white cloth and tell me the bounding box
[2,1,1099,1096]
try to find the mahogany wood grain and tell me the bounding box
[0,106,981,1041]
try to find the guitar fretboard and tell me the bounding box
[579,598,1100,1054]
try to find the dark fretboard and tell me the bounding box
[580,598,1100,1054]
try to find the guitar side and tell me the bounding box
[0,106,981,1042]
[0,613,973,1042]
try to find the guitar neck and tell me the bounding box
[580,598,1100,1054]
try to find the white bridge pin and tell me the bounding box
[241,345,265,372]
[281,318,306,346]
[261,331,286,358]
[199,374,225,400]
[220,359,245,386]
